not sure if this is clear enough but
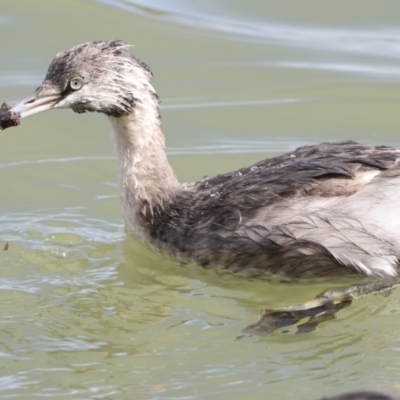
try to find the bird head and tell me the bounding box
[9,40,153,119]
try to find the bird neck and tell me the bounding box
[108,97,181,238]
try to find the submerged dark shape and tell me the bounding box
[321,391,400,400]
[242,278,399,335]
[5,41,400,333]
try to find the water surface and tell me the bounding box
[1,1,400,398]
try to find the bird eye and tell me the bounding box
[70,78,83,90]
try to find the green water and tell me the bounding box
[1,1,400,398]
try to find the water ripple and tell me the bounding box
[258,61,400,81]
[162,97,302,110]
[98,0,400,59]
[0,211,124,294]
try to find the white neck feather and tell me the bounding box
[108,90,180,238]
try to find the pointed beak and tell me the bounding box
[9,88,61,119]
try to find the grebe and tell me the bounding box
[2,41,400,333]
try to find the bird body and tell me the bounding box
[5,40,400,279]
[139,141,400,278]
